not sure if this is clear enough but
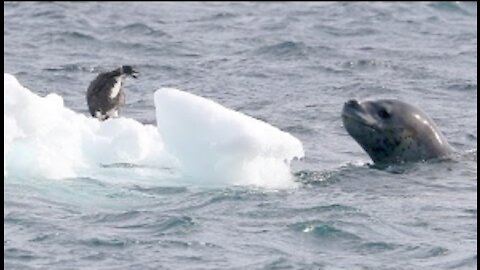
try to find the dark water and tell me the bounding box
[4,2,477,269]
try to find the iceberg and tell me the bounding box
[154,88,304,187]
[4,73,172,180]
[4,73,304,188]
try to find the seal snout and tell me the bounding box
[345,99,360,109]
[342,99,362,117]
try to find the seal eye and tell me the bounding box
[378,108,391,119]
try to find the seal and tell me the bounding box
[341,99,454,164]
[86,65,138,121]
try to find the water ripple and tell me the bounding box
[255,41,312,59]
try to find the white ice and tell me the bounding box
[4,73,304,188]
[154,88,304,187]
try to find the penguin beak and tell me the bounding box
[131,69,139,79]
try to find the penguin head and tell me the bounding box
[121,65,139,78]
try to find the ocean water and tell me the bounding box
[4,2,477,270]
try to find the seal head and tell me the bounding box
[342,99,453,164]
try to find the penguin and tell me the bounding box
[86,65,138,120]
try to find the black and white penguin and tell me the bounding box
[86,65,138,120]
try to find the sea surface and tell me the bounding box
[4,2,477,269]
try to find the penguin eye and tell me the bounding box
[378,108,391,119]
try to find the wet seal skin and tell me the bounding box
[342,99,454,164]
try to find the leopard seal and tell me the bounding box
[341,99,454,164]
